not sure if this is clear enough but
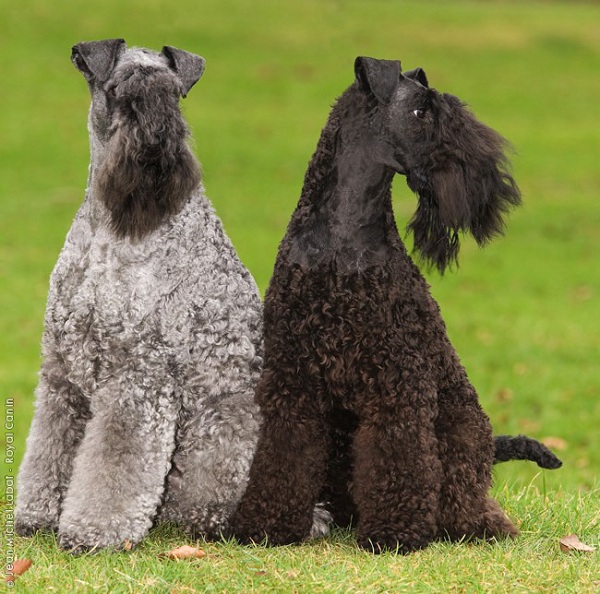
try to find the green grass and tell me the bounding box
[9,487,600,592]
[1,0,599,591]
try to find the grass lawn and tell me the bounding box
[1,0,598,591]
[10,488,600,592]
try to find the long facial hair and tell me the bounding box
[406,92,521,273]
[94,66,201,240]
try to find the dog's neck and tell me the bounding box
[325,147,394,243]
[287,102,397,271]
[84,115,115,230]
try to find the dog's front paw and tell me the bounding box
[58,529,136,555]
[58,518,142,554]
[228,525,270,546]
[356,530,431,555]
[15,512,58,537]
[229,505,314,547]
[228,519,285,546]
[179,503,232,541]
[230,523,308,547]
[58,534,97,556]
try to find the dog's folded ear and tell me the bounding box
[71,39,126,83]
[403,67,429,88]
[161,46,206,98]
[354,56,401,105]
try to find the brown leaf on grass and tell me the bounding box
[495,388,513,403]
[123,539,133,551]
[5,558,32,583]
[542,436,568,451]
[559,534,595,553]
[518,418,541,433]
[162,545,207,560]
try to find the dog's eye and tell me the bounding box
[413,108,427,119]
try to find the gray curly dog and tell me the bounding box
[15,39,327,553]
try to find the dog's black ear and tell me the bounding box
[161,46,206,98]
[71,39,126,83]
[404,67,429,88]
[354,56,401,105]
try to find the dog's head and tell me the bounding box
[71,39,205,239]
[355,56,521,272]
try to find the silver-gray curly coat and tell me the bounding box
[16,39,267,552]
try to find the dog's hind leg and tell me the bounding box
[57,373,178,553]
[159,392,260,539]
[16,343,91,536]
[435,378,518,542]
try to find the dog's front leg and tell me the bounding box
[57,376,178,553]
[229,385,330,546]
[352,385,442,554]
[16,341,91,536]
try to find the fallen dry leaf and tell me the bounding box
[518,418,541,433]
[163,545,207,560]
[123,539,133,551]
[495,388,513,403]
[559,534,595,553]
[5,558,32,583]
[542,436,568,451]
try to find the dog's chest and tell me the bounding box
[85,234,165,322]
[273,261,442,407]
[53,230,173,392]
[276,267,392,396]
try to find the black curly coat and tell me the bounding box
[231,57,524,553]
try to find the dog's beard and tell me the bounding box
[94,97,201,240]
[406,175,461,274]
[406,92,521,273]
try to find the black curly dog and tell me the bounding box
[230,57,560,553]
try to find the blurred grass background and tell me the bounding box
[0,0,598,500]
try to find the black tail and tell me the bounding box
[493,435,562,469]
